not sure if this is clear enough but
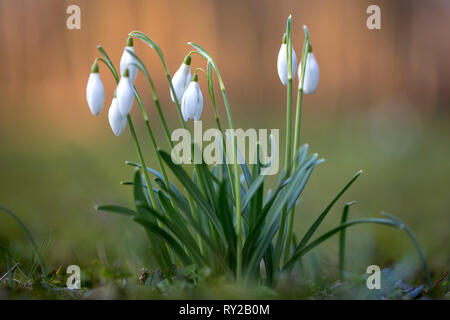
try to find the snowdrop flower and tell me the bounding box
[86,62,105,115]
[299,51,319,94]
[170,55,192,103]
[108,95,127,136]
[116,68,135,116]
[181,73,203,121]
[277,33,297,86]
[120,37,138,84]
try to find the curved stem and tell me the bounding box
[126,52,173,148]
[187,43,241,280]
[283,33,310,265]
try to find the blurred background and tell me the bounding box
[0,0,449,282]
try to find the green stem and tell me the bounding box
[275,15,293,269]
[283,88,302,264]
[205,61,235,200]
[186,44,241,280]
[283,31,310,266]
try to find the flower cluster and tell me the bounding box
[277,29,319,94]
[86,37,207,137]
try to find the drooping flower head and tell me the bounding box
[86,62,105,116]
[181,73,203,121]
[116,68,135,116]
[299,45,319,95]
[277,33,298,86]
[108,92,127,136]
[170,55,192,103]
[120,37,138,84]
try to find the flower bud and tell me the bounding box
[120,37,138,84]
[86,62,105,115]
[108,96,127,136]
[170,55,192,103]
[299,52,319,94]
[277,33,297,86]
[181,74,203,121]
[116,68,135,116]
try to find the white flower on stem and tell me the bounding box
[299,52,319,95]
[170,55,192,103]
[86,63,105,115]
[181,74,203,121]
[108,96,127,136]
[277,33,297,86]
[120,37,138,84]
[116,68,135,116]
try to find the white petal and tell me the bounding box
[299,53,319,95]
[120,47,138,84]
[277,43,297,86]
[170,63,191,102]
[108,98,127,136]
[194,86,203,121]
[116,77,135,116]
[181,81,203,121]
[86,73,105,115]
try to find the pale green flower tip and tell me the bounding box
[184,55,192,66]
[126,37,134,47]
[91,62,99,73]
[123,68,130,78]
[282,33,287,44]
[303,25,309,36]
[192,73,198,82]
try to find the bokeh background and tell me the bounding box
[1,0,449,283]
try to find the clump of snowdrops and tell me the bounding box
[85,16,431,288]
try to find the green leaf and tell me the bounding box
[0,205,48,280]
[133,217,191,266]
[158,150,226,244]
[283,218,398,271]
[296,170,363,252]
[95,205,137,217]
[339,201,356,280]
[381,212,432,288]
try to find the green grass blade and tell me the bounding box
[0,205,48,280]
[284,218,398,271]
[95,205,137,217]
[296,170,363,252]
[133,217,191,265]
[381,212,432,288]
[159,150,226,243]
[339,201,356,280]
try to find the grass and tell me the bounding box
[1,111,449,299]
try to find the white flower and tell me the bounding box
[108,97,127,136]
[116,69,135,116]
[181,75,203,121]
[299,52,319,94]
[86,63,105,116]
[277,34,297,86]
[120,37,138,84]
[170,56,192,103]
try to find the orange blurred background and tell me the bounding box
[1,0,449,136]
